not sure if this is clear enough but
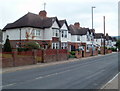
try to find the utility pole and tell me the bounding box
[103,16,106,55]
[92,6,96,29]
[91,6,96,56]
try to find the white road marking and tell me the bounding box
[35,69,70,80]
[2,83,16,88]
[101,72,120,89]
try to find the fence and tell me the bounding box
[2,49,68,68]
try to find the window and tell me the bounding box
[61,30,67,38]
[36,30,40,36]
[65,31,67,38]
[53,29,59,37]
[52,43,55,49]
[61,43,68,49]
[77,35,80,41]
[62,31,64,37]
[52,42,59,49]
[87,35,89,41]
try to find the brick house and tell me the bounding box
[2,10,62,49]
[94,33,104,48]
[69,22,94,52]
[59,20,70,50]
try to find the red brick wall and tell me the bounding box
[2,49,68,67]
[43,49,68,63]
[2,58,13,68]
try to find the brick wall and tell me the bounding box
[43,49,68,63]
[2,49,68,68]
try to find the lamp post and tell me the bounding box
[103,16,106,55]
[91,6,96,56]
[92,6,96,29]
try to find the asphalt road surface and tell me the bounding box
[2,53,119,89]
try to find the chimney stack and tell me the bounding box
[74,22,80,28]
[39,10,47,18]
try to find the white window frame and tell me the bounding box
[53,29,59,37]
[35,30,40,36]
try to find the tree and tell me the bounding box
[3,35,12,52]
[116,39,120,51]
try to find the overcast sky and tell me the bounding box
[0,0,119,36]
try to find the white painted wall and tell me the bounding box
[43,28,52,40]
[2,27,45,44]
[52,21,59,29]
[60,23,69,42]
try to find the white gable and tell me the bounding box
[61,23,68,30]
[52,21,59,29]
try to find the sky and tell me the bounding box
[0,0,119,36]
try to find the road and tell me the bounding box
[2,53,119,89]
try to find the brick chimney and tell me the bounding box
[106,33,108,36]
[74,22,80,28]
[39,10,47,18]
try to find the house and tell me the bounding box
[59,20,70,50]
[105,33,113,48]
[2,10,62,49]
[69,22,92,52]
[111,37,117,48]
[94,33,104,48]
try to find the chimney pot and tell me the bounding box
[74,22,80,28]
[39,10,47,18]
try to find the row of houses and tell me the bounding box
[2,10,117,52]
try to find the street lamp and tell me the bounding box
[91,6,96,56]
[103,16,106,55]
[92,6,96,29]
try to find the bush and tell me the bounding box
[25,42,40,50]
[70,51,75,55]
[109,47,117,52]
[17,48,29,52]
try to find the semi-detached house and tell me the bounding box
[69,22,95,52]
[3,10,63,49]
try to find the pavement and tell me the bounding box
[102,72,119,89]
[1,52,118,89]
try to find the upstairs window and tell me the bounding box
[53,29,59,37]
[36,30,40,36]
[61,30,67,38]
[77,35,80,41]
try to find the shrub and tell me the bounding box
[25,42,40,50]
[70,51,75,55]
[3,35,12,52]
[17,48,28,52]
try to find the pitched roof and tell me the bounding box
[59,20,70,32]
[69,25,90,35]
[90,29,95,36]
[94,33,104,39]
[3,12,60,31]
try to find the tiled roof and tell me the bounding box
[59,20,70,32]
[94,33,104,39]
[69,25,90,35]
[3,12,60,31]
